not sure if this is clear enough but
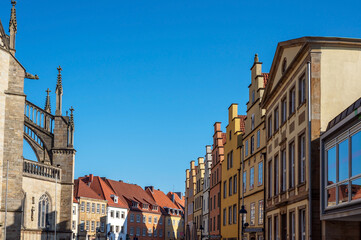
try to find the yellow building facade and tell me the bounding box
[240,55,268,240]
[221,104,245,240]
[165,215,184,240]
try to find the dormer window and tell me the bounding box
[142,204,149,209]
[152,206,158,211]
[132,202,138,208]
[114,196,118,204]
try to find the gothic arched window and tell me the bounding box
[38,194,50,229]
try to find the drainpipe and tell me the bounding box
[237,145,242,240]
[307,61,312,240]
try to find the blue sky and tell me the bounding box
[1,0,360,193]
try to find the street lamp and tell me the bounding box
[239,205,248,239]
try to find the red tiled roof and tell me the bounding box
[73,195,78,203]
[222,133,227,145]
[147,189,180,215]
[262,73,269,88]
[74,178,103,200]
[167,192,185,209]
[105,179,158,207]
[238,115,246,132]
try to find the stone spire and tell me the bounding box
[44,88,51,113]
[69,106,74,127]
[55,66,63,116]
[68,106,75,147]
[9,0,17,54]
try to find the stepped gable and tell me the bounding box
[262,73,269,87]
[238,115,246,132]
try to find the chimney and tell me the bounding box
[145,186,154,192]
[171,194,175,203]
[89,174,94,183]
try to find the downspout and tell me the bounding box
[307,61,312,240]
[237,145,242,240]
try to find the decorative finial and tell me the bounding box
[55,66,64,116]
[9,0,17,32]
[44,88,51,113]
[254,53,259,63]
[56,66,63,93]
[69,106,74,127]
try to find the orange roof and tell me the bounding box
[262,73,269,88]
[238,115,246,132]
[147,189,181,215]
[74,178,104,200]
[105,179,158,207]
[167,192,185,209]
[81,176,128,209]
[73,195,78,203]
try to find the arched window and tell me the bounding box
[38,194,50,229]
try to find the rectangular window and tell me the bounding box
[210,197,212,211]
[251,114,255,130]
[92,203,95,213]
[143,228,146,236]
[251,135,255,155]
[97,204,100,213]
[250,167,254,190]
[136,214,140,222]
[223,208,226,226]
[86,202,90,213]
[233,174,237,194]
[91,221,95,231]
[351,131,361,177]
[121,211,125,219]
[223,181,227,198]
[116,211,120,218]
[228,206,232,225]
[148,216,152,224]
[121,226,124,233]
[159,216,163,224]
[80,220,84,231]
[245,140,249,156]
[290,86,296,115]
[110,210,114,218]
[154,217,158,224]
[268,160,273,198]
[268,218,272,240]
[250,203,255,225]
[229,151,233,168]
[274,107,279,132]
[229,177,232,196]
[148,228,152,237]
[81,202,85,212]
[130,213,134,222]
[300,209,306,240]
[281,98,287,124]
[130,227,134,236]
[299,75,306,105]
[159,229,163,237]
[101,222,105,232]
[268,115,273,138]
[290,212,295,240]
[116,225,119,233]
[299,134,306,183]
[136,227,140,236]
[281,150,286,192]
[257,130,260,148]
[154,229,157,237]
[72,220,76,230]
[289,142,295,188]
[86,220,89,231]
[274,216,279,240]
[102,204,105,214]
[233,205,237,224]
[243,171,247,193]
[258,161,263,185]
[275,155,279,195]
[258,200,264,225]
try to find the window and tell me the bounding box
[274,107,279,132]
[121,226,124,233]
[148,216,152,224]
[72,220,76,230]
[136,214,140,222]
[275,155,279,195]
[233,205,237,224]
[101,222,105,232]
[257,130,260,148]
[229,177,232,196]
[210,197,212,211]
[80,220,84,231]
[154,229,157,237]
[299,209,306,240]
[268,218,272,240]
[110,210,114,218]
[250,203,255,225]
[130,227,134,236]
[252,91,255,104]
[251,114,255,130]
[81,202,85,212]
[92,203,95,213]
[289,142,295,188]
[223,181,227,198]
[116,225,119,233]
[148,228,152,237]
[245,140,249,156]
[290,212,295,240]
[143,228,146,236]
[159,216,163,225]
[299,75,306,105]
[86,202,90,213]
[227,151,233,169]
[228,206,232,225]
[168,219,171,226]
[91,221,95,231]
[102,204,105,214]
[86,221,89,231]
[210,218,213,232]
[281,150,286,192]
[121,211,125,218]
[268,115,273,138]
[130,213,134,222]
[97,204,100,213]
[299,134,306,183]
[97,221,100,231]
[258,162,263,185]
[154,216,158,224]
[268,160,273,198]
[290,87,296,115]
[281,98,287,124]
[233,175,237,194]
[243,171,247,193]
[116,211,120,218]
[274,216,279,240]
[223,208,226,226]
[38,194,50,229]
[258,200,264,225]
[73,206,76,215]
[251,136,255,155]
[250,167,254,190]
[143,215,146,223]
[159,229,163,237]
[136,227,140,236]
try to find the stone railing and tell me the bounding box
[23,159,61,180]
[25,100,54,134]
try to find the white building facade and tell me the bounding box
[72,201,79,239]
[106,201,128,240]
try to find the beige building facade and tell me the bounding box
[194,158,205,240]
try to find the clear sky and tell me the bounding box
[1,0,360,194]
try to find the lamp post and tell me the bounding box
[239,205,248,239]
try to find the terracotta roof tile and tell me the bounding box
[167,192,185,209]
[74,178,104,200]
[262,73,269,88]
[147,189,181,216]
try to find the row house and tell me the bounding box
[194,158,205,240]
[185,161,197,240]
[202,145,213,240]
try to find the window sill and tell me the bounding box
[297,101,306,111]
[288,112,296,120]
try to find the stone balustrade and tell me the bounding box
[23,159,61,180]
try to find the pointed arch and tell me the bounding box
[38,193,52,229]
